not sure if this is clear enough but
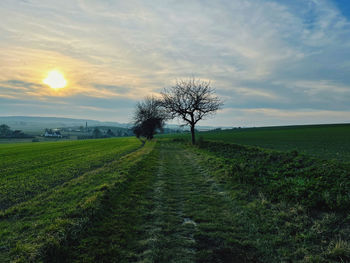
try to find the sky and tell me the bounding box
[1,0,350,127]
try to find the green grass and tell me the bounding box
[2,124,350,262]
[53,139,350,262]
[0,137,150,262]
[193,140,350,211]
[184,139,350,262]
[58,141,260,262]
[0,137,141,210]
[160,123,350,161]
[59,141,161,262]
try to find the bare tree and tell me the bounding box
[132,96,167,140]
[161,78,223,144]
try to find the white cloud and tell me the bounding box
[215,107,350,127]
[0,0,349,125]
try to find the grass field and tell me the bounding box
[186,140,350,262]
[161,123,350,162]
[0,138,142,210]
[1,125,350,262]
[0,137,147,262]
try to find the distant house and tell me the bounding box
[44,129,62,138]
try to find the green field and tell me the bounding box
[161,124,350,162]
[0,138,142,210]
[1,125,350,262]
[0,137,146,262]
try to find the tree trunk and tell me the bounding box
[191,124,195,145]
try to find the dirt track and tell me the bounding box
[65,141,254,263]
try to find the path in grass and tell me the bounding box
[64,141,257,262]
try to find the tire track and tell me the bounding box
[63,141,256,262]
[136,141,255,262]
[136,143,197,262]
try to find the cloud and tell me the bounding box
[93,84,129,94]
[215,107,350,127]
[0,0,350,125]
[0,94,137,122]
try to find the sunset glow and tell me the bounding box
[1,0,350,125]
[43,70,67,89]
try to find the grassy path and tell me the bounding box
[64,141,257,262]
[4,139,348,262]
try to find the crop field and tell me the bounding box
[162,124,350,162]
[0,137,146,262]
[1,128,350,262]
[0,138,142,210]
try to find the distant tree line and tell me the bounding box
[77,127,133,140]
[0,124,33,138]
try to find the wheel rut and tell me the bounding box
[136,143,198,262]
[64,141,254,263]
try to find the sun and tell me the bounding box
[43,70,67,89]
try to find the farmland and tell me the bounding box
[161,123,350,162]
[0,138,145,262]
[0,138,142,210]
[1,125,350,262]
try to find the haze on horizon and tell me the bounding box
[1,0,350,127]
